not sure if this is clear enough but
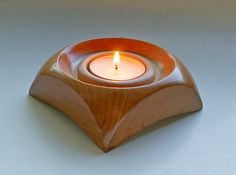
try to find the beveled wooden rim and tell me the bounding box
[57,37,176,89]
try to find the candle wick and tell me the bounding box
[115,64,118,71]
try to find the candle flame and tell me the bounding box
[113,51,120,71]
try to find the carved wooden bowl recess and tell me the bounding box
[29,38,203,152]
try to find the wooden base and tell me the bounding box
[29,38,203,152]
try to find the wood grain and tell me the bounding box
[29,38,203,152]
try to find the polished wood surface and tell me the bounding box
[29,38,203,152]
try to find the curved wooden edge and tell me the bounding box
[29,75,108,151]
[106,85,202,151]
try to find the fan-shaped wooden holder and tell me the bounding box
[29,38,203,152]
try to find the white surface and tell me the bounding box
[0,0,236,174]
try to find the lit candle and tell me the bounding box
[89,51,146,81]
[78,51,155,87]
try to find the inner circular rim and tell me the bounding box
[57,37,176,89]
[88,52,147,81]
[78,51,156,87]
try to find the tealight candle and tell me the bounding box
[89,51,145,80]
[78,51,156,87]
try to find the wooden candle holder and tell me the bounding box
[29,38,203,152]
